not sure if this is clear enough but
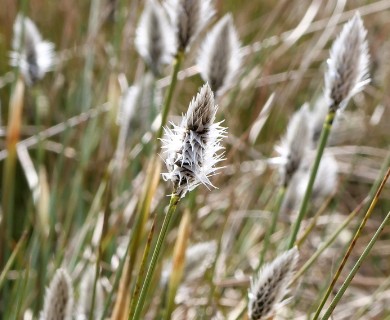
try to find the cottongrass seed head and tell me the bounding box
[10,14,55,86]
[325,12,370,111]
[40,268,73,320]
[274,104,311,188]
[248,247,299,320]
[161,82,226,197]
[197,13,242,96]
[166,0,214,53]
[135,0,174,76]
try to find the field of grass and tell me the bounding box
[0,0,389,319]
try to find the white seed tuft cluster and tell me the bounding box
[325,12,370,111]
[10,15,55,85]
[40,268,73,320]
[248,248,299,320]
[135,0,175,76]
[161,83,226,197]
[197,14,242,96]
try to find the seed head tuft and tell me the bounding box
[135,0,174,76]
[166,0,214,53]
[197,14,242,95]
[325,12,370,111]
[161,83,226,197]
[40,268,74,320]
[10,15,55,85]
[248,247,299,320]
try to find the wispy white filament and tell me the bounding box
[10,15,55,85]
[135,0,174,76]
[161,83,226,197]
[40,268,73,320]
[325,12,370,110]
[197,14,242,95]
[248,248,299,320]
[166,0,214,53]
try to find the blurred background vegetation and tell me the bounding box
[0,0,389,319]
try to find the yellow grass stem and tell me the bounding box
[163,210,191,320]
[1,77,25,268]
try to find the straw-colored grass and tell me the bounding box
[0,1,389,319]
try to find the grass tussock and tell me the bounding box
[0,1,389,319]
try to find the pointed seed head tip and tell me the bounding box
[325,11,370,110]
[40,268,74,320]
[248,248,299,320]
[197,13,242,95]
[161,82,226,197]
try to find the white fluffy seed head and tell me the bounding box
[166,0,214,53]
[135,0,174,76]
[197,14,242,96]
[324,12,370,111]
[40,268,74,320]
[10,14,55,86]
[275,104,311,187]
[248,248,299,320]
[161,82,226,197]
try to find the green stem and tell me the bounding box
[128,212,158,318]
[0,231,27,290]
[156,51,184,141]
[258,187,286,267]
[321,209,390,320]
[313,166,390,320]
[89,169,112,320]
[287,110,335,249]
[131,193,180,320]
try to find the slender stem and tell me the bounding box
[0,231,27,290]
[291,197,367,285]
[156,51,184,141]
[313,167,390,320]
[321,209,390,320]
[111,50,184,317]
[89,168,112,320]
[258,187,286,267]
[131,193,180,320]
[128,213,158,318]
[295,193,334,248]
[287,110,335,249]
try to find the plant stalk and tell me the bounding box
[128,212,158,318]
[156,51,184,141]
[313,166,390,320]
[131,193,180,320]
[321,209,390,320]
[287,110,335,249]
